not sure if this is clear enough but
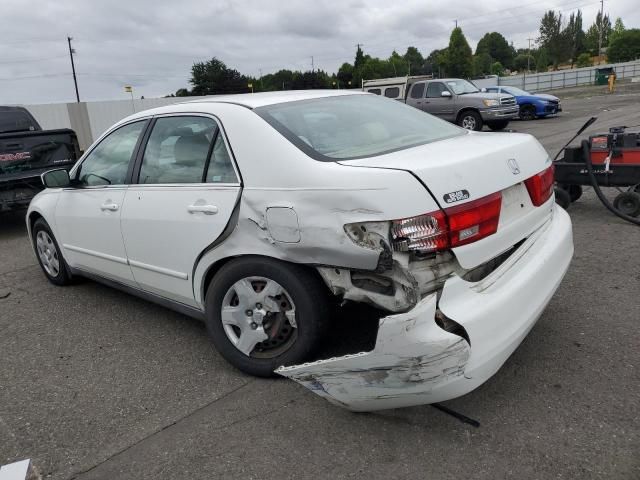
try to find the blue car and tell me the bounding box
[484,86,562,120]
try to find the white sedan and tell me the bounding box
[27,91,573,411]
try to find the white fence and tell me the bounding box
[496,59,640,92]
[20,96,208,150]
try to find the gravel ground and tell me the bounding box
[1,91,638,480]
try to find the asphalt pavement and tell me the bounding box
[1,90,639,480]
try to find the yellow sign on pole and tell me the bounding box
[124,85,133,93]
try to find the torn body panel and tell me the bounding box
[277,293,471,411]
[278,205,573,411]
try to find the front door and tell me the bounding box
[120,115,240,306]
[424,82,456,120]
[55,120,147,284]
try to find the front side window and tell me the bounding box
[139,116,216,184]
[77,121,146,186]
[426,82,447,98]
[256,94,464,161]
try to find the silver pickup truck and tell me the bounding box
[363,77,519,131]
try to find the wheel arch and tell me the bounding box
[456,107,480,122]
[197,254,330,309]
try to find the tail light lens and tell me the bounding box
[524,164,555,206]
[391,192,502,253]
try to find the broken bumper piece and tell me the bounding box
[277,205,573,412]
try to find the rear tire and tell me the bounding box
[457,110,483,131]
[204,256,329,377]
[487,120,509,131]
[613,192,640,217]
[568,185,583,202]
[32,218,73,286]
[519,105,536,120]
[554,187,571,209]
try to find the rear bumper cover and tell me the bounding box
[277,205,573,411]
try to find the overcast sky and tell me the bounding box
[0,0,637,105]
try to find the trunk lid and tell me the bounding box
[339,131,554,269]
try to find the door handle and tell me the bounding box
[100,203,119,212]
[187,204,218,215]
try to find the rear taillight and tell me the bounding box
[524,164,555,206]
[391,192,502,253]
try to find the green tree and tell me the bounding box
[564,10,586,66]
[388,50,409,76]
[490,61,504,76]
[446,27,473,78]
[476,32,514,68]
[336,62,354,88]
[539,10,570,68]
[175,88,190,97]
[576,53,592,68]
[403,46,425,75]
[473,52,493,76]
[189,57,249,95]
[536,48,550,72]
[354,45,366,69]
[425,48,447,76]
[607,29,640,63]
[513,54,535,72]
[585,11,611,55]
[609,17,625,46]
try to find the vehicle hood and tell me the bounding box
[338,131,549,208]
[461,92,513,101]
[517,93,559,103]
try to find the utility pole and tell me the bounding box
[454,19,458,28]
[67,36,80,102]
[597,0,604,64]
[311,56,314,72]
[527,38,534,72]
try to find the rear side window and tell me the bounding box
[367,88,381,95]
[426,82,447,98]
[139,116,237,184]
[0,109,39,133]
[384,87,400,98]
[410,83,425,98]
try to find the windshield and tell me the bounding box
[446,79,480,95]
[255,95,465,161]
[502,86,529,96]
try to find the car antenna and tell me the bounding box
[432,403,480,427]
[553,117,597,161]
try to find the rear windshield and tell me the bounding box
[255,94,464,161]
[0,109,39,133]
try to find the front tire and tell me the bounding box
[519,105,536,120]
[613,191,640,217]
[204,256,329,377]
[32,218,73,286]
[457,110,483,131]
[487,120,509,131]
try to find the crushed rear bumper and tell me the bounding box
[277,205,573,411]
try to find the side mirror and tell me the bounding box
[481,87,487,92]
[41,169,71,188]
[441,91,452,98]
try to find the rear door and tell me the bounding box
[406,82,426,110]
[120,115,241,306]
[424,82,456,120]
[55,120,147,284]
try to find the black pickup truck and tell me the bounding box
[0,106,80,211]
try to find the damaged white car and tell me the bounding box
[28,91,573,411]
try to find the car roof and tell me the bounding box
[180,89,366,109]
